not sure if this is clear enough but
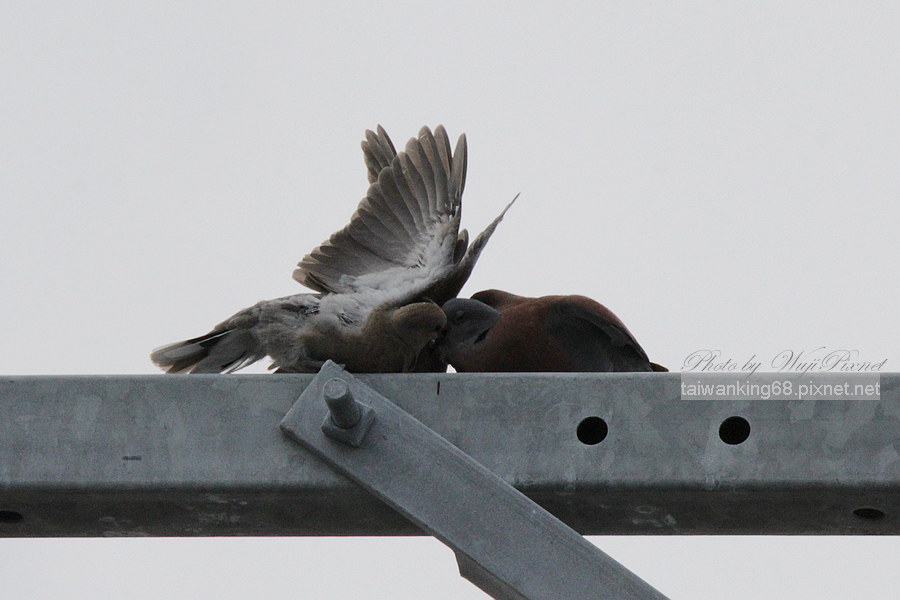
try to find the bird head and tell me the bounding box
[388,301,448,351]
[436,298,501,363]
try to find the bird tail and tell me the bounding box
[150,327,264,374]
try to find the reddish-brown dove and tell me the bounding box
[438,289,666,372]
[151,126,514,374]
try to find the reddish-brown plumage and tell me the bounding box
[440,289,666,373]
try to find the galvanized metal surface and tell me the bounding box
[1,373,899,537]
[280,362,669,600]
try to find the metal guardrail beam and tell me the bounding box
[281,362,670,600]
[1,373,898,537]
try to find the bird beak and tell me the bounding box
[427,323,449,352]
[473,325,492,345]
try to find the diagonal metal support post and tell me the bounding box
[279,361,669,600]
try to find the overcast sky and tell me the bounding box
[2,2,899,599]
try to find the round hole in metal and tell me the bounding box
[577,416,608,445]
[853,507,885,521]
[0,511,23,524]
[719,416,751,445]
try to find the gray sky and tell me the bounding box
[2,2,898,598]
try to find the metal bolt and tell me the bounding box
[323,378,361,429]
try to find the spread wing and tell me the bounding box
[294,125,477,305]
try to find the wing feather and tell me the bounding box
[449,131,467,203]
[404,136,439,222]
[417,126,451,215]
[376,167,421,239]
[397,151,432,227]
[362,125,397,184]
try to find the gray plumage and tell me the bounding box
[151,126,513,374]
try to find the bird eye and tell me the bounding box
[452,312,466,324]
